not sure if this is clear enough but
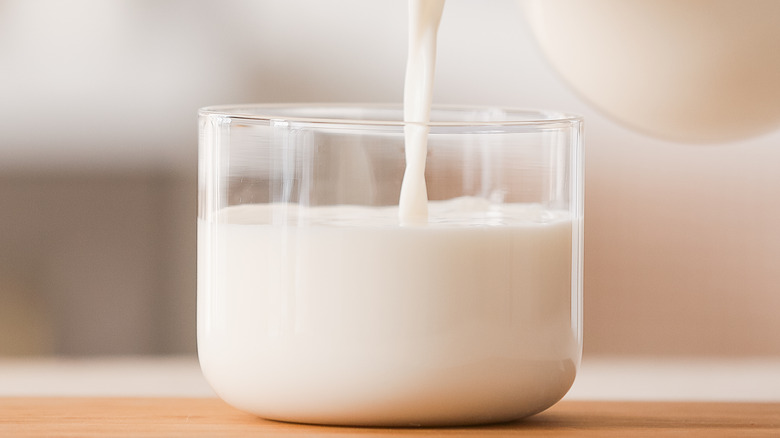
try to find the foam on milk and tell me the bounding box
[198,198,579,425]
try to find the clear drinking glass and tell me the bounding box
[198,104,583,426]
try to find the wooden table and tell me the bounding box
[2,398,778,437]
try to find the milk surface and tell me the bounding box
[198,198,579,425]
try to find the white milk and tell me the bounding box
[399,0,445,225]
[198,198,579,425]
[198,0,581,426]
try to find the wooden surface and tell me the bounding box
[1,398,778,437]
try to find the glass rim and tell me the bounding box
[198,103,582,127]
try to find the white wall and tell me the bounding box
[1,0,779,357]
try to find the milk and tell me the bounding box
[198,198,579,425]
[399,0,445,225]
[197,0,582,426]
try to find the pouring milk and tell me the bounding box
[398,0,445,225]
[197,0,581,426]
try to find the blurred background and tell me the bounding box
[1,0,779,359]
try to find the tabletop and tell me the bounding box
[2,397,778,437]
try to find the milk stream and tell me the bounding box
[399,0,445,225]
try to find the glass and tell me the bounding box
[197,104,583,426]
